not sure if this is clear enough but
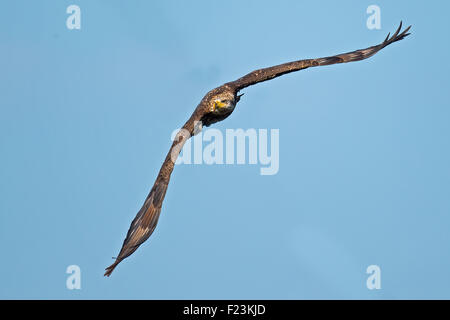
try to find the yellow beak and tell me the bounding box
[214,100,226,109]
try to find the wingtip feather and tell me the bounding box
[104,260,120,277]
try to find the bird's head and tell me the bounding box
[209,91,244,114]
[198,87,245,128]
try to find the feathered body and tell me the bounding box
[105,22,411,276]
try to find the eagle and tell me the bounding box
[105,22,411,276]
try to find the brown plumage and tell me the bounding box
[104,22,411,276]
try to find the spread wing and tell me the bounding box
[104,177,168,277]
[228,22,411,91]
[104,126,193,277]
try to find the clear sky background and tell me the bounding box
[1,0,449,299]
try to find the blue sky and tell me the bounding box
[1,0,449,299]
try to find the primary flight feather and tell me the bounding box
[105,22,411,276]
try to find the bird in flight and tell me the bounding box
[105,22,411,276]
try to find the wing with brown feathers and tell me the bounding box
[104,177,168,277]
[228,22,411,91]
[104,124,194,276]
